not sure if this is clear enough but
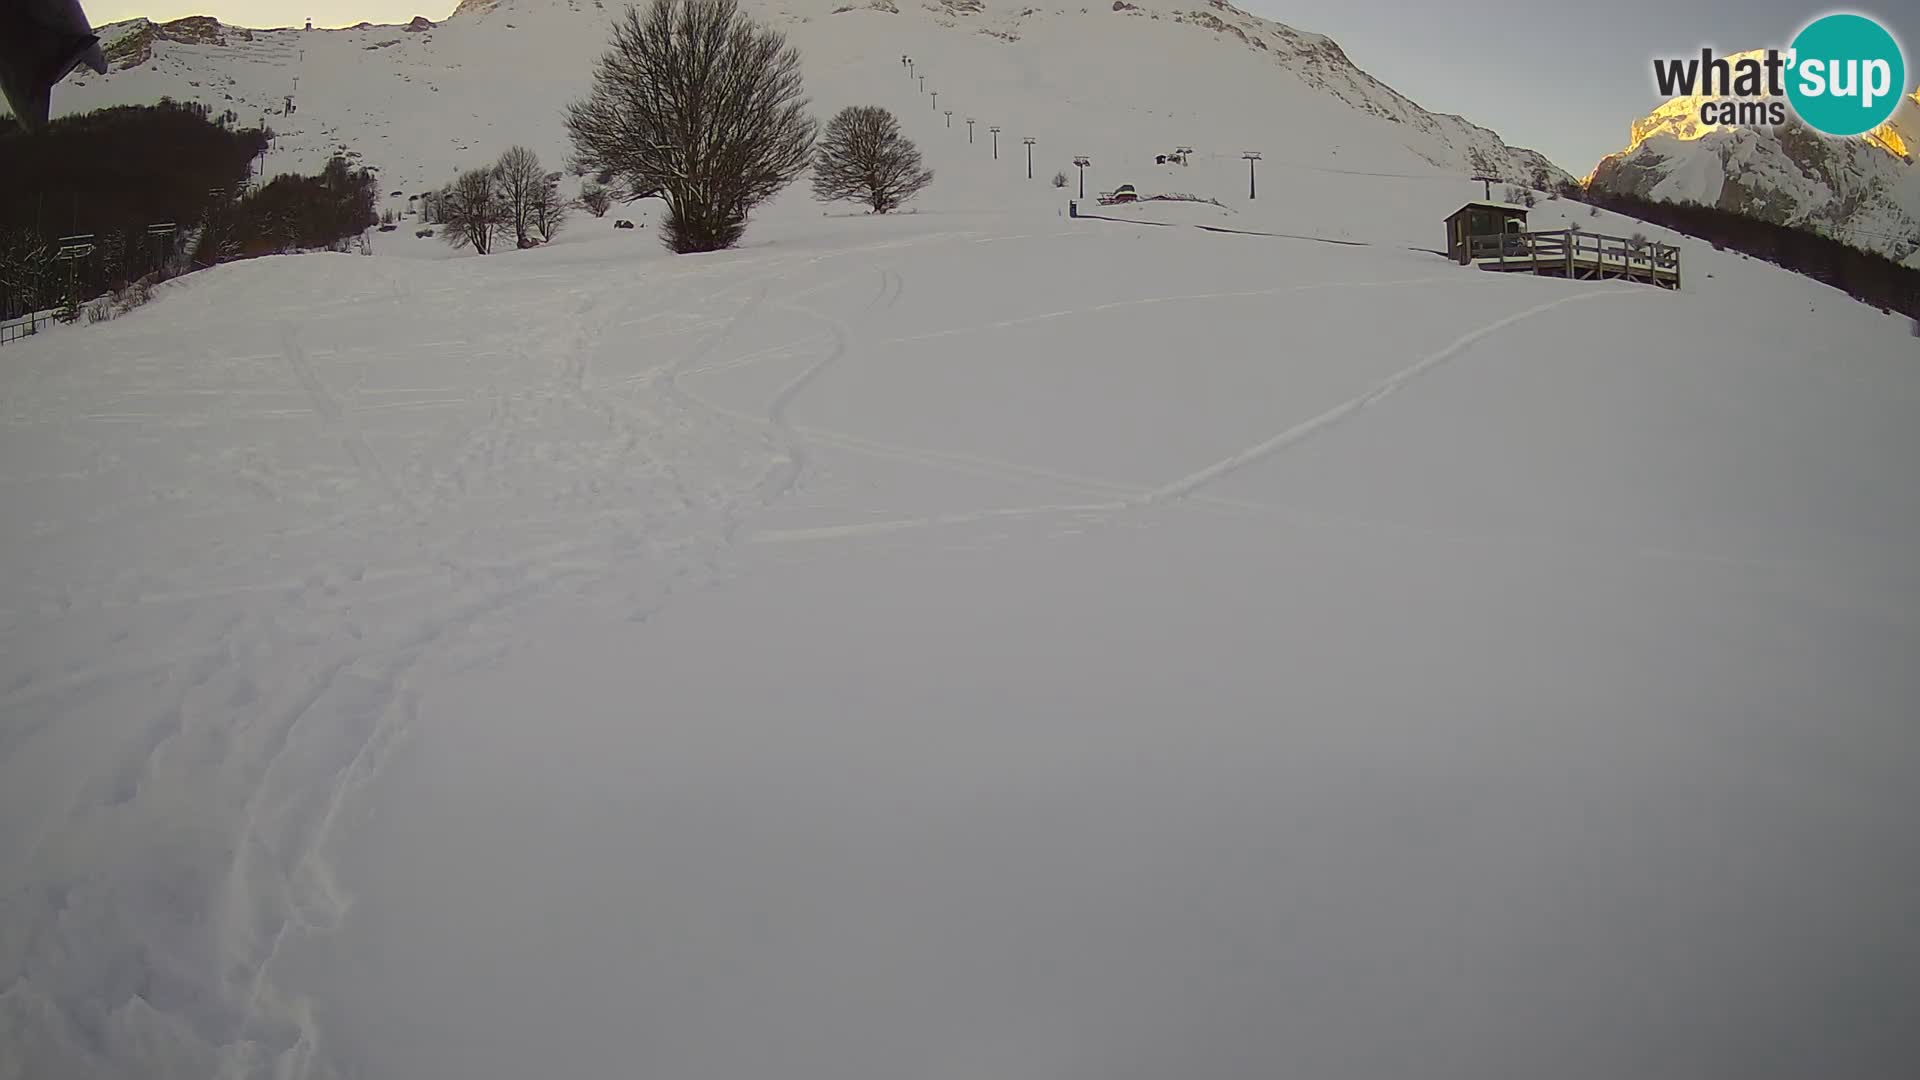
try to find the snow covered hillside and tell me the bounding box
[5,7,1920,1080]
[41,0,1568,210]
[1590,77,1920,266]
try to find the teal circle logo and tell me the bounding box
[1785,13,1907,136]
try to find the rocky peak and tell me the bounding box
[100,16,254,70]
[1589,78,1920,264]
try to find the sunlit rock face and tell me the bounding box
[1591,71,1920,266]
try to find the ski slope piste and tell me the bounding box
[4,3,1919,1080]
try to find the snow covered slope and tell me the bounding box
[38,0,1568,210]
[6,169,1920,1080]
[1589,76,1920,266]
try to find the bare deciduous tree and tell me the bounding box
[579,180,614,218]
[811,106,933,214]
[494,145,547,248]
[532,173,569,241]
[565,0,818,253]
[441,168,506,254]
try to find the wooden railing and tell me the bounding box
[1467,229,1680,284]
[0,311,56,346]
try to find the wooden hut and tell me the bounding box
[1444,201,1529,264]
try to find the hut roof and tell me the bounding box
[1449,200,1530,216]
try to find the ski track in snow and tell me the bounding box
[692,273,1864,583]
[0,233,987,1079]
[1140,288,1630,503]
[677,273,1768,575]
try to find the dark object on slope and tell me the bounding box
[614,219,635,229]
[0,0,107,131]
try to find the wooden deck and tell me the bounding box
[1467,230,1680,289]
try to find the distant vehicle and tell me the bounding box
[1097,184,1139,205]
[0,0,106,131]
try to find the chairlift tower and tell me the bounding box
[944,109,953,128]
[1023,137,1036,179]
[1242,150,1261,199]
[146,222,177,272]
[990,126,1001,159]
[1072,156,1090,197]
[966,117,976,143]
[51,234,95,307]
[53,234,95,260]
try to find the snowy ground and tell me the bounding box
[4,189,1920,1080]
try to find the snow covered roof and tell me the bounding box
[1453,200,1530,214]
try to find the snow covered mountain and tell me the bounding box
[1588,69,1920,266]
[39,0,1569,203]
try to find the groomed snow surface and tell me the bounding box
[8,62,1920,1080]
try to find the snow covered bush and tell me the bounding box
[811,105,933,214]
[566,0,818,253]
[1052,170,1068,188]
[114,278,152,313]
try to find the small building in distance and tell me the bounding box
[1444,200,1529,264]
[1447,200,1681,289]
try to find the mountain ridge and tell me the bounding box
[36,0,1569,204]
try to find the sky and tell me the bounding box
[80,1,1920,172]
[1248,1,1920,172]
